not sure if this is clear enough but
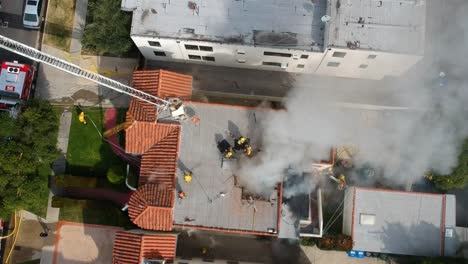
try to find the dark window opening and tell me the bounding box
[199,46,213,51]
[359,64,368,69]
[327,62,340,67]
[188,55,202,60]
[185,44,198,50]
[202,56,215,61]
[148,41,161,47]
[332,51,347,58]
[264,51,292,58]
[368,54,377,59]
[262,61,282,67]
[297,64,305,68]
[153,51,166,56]
[300,54,309,59]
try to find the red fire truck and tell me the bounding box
[0,61,36,116]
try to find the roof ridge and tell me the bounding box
[150,124,180,148]
[132,206,150,225]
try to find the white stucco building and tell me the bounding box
[121,0,426,80]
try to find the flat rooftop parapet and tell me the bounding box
[128,0,327,51]
[173,102,281,235]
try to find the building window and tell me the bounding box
[227,261,240,264]
[237,49,246,54]
[237,59,246,63]
[360,214,375,226]
[202,56,215,61]
[262,61,282,67]
[153,51,166,56]
[300,54,309,59]
[332,51,346,58]
[148,41,161,47]
[199,46,213,51]
[368,54,377,59]
[327,62,340,67]
[185,44,198,50]
[359,64,368,69]
[188,54,202,60]
[264,51,292,58]
[297,64,305,68]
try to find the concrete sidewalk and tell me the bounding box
[70,0,89,55]
[301,246,387,264]
[41,108,72,264]
[37,0,137,107]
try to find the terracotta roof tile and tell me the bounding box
[141,234,177,261]
[112,232,142,264]
[126,98,157,123]
[113,231,177,264]
[158,70,193,99]
[139,124,180,188]
[128,184,174,231]
[125,122,178,155]
[132,69,193,99]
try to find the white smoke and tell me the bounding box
[237,1,468,195]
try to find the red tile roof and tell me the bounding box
[126,70,192,123]
[125,122,179,155]
[126,99,157,123]
[139,124,180,188]
[113,231,177,264]
[128,184,174,231]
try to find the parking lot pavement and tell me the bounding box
[0,0,45,67]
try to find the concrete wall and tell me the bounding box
[131,35,323,74]
[315,48,423,80]
[342,187,355,236]
[132,36,422,80]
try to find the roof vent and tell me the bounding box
[359,214,375,226]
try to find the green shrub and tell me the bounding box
[107,165,124,184]
[300,237,316,247]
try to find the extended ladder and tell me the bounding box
[0,35,170,110]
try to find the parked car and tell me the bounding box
[23,0,42,29]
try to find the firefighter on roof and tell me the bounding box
[217,139,234,159]
[184,170,192,183]
[234,136,252,156]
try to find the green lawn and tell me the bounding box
[56,197,134,228]
[67,107,125,177]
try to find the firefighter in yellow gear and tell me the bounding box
[224,149,233,159]
[78,111,87,125]
[244,145,252,156]
[184,171,193,183]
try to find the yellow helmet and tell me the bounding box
[237,137,246,145]
[225,151,233,158]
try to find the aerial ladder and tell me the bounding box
[0,34,174,112]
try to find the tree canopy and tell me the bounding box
[82,0,134,56]
[0,100,59,217]
[431,138,468,190]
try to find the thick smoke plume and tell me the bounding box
[238,2,468,195]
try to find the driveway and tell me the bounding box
[0,0,45,61]
[53,222,122,264]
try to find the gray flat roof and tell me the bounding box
[326,0,426,54]
[128,0,327,50]
[350,187,456,256]
[173,102,280,234]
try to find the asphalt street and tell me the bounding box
[0,0,45,62]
